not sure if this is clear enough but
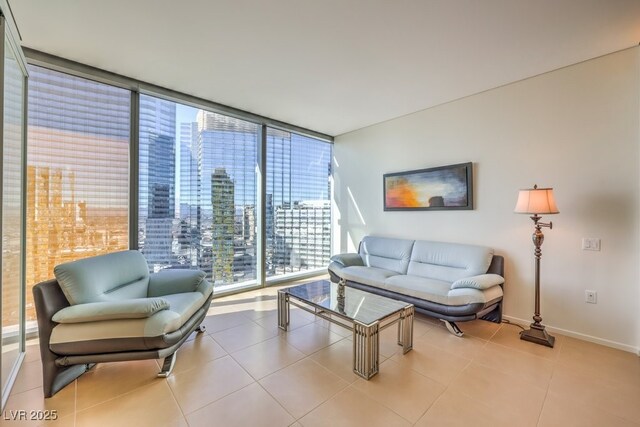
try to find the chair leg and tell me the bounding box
[195,324,206,333]
[43,362,91,398]
[441,320,464,337]
[157,352,177,378]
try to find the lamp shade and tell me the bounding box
[514,185,559,214]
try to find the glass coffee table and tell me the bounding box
[277,280,414,380]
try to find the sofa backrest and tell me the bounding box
[407,240,494,282]
[53,250,150,305]
[359,236,415,274]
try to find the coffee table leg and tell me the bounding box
[353,320,380,379]
[277,290,289,331]
[397,305,414,354]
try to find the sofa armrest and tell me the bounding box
[147,269,212,297]
[451,274,505,290]
[329,253,365,267]
[52,298,170,323]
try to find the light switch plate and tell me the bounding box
[581,238,601,251]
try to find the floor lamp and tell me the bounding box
[514,184,559,348]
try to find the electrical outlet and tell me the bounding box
[581,238,601,251]
[585,290,597,304]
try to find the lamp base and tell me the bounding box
[520,323,555,348]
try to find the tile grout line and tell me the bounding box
[292,377,353,423]
[265,357,352,423]
[227,337,307,382]
[253,378,299,423]
[349,382,415,425]
[163,365,190,425]
[349,360,438,426]
[73,379,77,427]
[535,333,557,427]
[72,362,162,414]
[412,384,448,426]
[163,354,258,419]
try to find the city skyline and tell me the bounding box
[140,102,332,286]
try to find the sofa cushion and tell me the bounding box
[329,253,364,267]
[340,266,399,288]
[447,286,503,306]
[359,236,415,274]
[451,274,504,290]
[384,275,452,305]
[406,241,493,282]
[54,250,150,305]
[384,274,503,306]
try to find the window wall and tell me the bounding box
[22,61,332,301]
[26,66,130,321]
[139,95,259,292]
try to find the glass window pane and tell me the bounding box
[266,128,332,278]
[2,38,25,391]
[26,65,130,322]
[139,96,258,292]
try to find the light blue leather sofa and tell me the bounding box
[328,236,504,336]
[33,250,213,397]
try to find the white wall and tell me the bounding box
[333,47,640,352]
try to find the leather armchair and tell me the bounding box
[33,250,213,397]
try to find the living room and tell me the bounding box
[1,1,639,426]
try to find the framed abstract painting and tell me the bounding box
[383,162,473,211]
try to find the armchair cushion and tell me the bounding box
[52,298,170,324]
[159,292,209,333]
[148,269,211,297]
[329,253,365,268]
[49,292,208,355]
[54,250,150,304]
[451,274,505,290]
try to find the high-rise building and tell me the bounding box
[139,96,176,271]
[179,122,199,221]
[210,168,235,284]
[177,121,200,268]
[273,200,331,274]
[189,111,258,285]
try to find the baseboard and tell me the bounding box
[502,315,640,356]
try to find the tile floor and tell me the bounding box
[4,283,640,426]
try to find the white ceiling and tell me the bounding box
[10,0,640,136]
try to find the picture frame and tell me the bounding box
[383,162,473,211]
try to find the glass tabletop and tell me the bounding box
[283,280,410,325]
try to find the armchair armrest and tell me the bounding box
[329,253,364,267]
[451,274,505,290]
[52,298,169,324]
[147,269,212,297]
